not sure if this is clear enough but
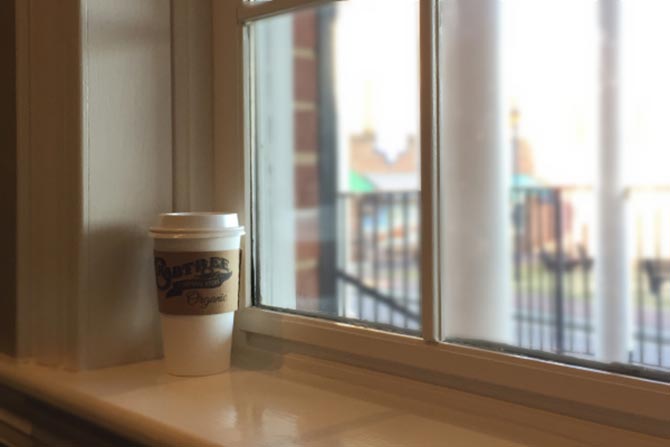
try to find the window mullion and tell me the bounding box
[420,0,441,343]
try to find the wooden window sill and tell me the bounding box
[0,352,666,447]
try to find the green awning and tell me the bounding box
[349,171,375,192]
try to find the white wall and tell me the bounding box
[82,0,172,368]
[16,0,174,369]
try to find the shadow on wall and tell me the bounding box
[84,224,165,369]
[86,0,170,51]
[81,0,172,369]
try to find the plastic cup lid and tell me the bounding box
[149,212,245,237]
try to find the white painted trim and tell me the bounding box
[237,307,670,430]
[242,17,254,311]
[16,0,173,370]
[212,0,245,217]
[212,0,250,316]
[171,0,215,212]
[77,0,172,369]
[15,0,84,368]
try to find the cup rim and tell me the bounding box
[158,212,231,217]
[149,227,245,239]
[150,212,244,237]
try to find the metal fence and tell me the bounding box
[630,187,670,368]
[336,191,421,331]
[336,187,670,369]
[512,187,594,356]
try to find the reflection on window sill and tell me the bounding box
[0,351,664,446]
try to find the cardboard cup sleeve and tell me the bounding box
[154,250,241,316]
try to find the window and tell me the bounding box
[250,0,421,333]
[219,0,670,428]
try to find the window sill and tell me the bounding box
[0,352,666,446]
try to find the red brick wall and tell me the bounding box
[293,10,320,311]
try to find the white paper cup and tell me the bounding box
[149,212,245,376]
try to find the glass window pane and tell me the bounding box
[439,0,670,378]
[250,0,421,333]
[622,0,670,370]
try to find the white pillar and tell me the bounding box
[440,0,512,343]
[596,0,631,363]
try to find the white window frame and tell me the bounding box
[212,0,670,434]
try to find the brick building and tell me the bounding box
[292,8,337,313]
[349,130,418,191]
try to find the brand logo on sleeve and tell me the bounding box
[155,256,233,298]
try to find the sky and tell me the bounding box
[334,0,420,190]
[334,0,670,188]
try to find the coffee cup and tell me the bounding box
[149,212,245,376]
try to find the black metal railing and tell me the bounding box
[336,191,421,331]
[336,186,670,369]
[637,259,670,366]
[512,186,594,356]
[630,187,670,368]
